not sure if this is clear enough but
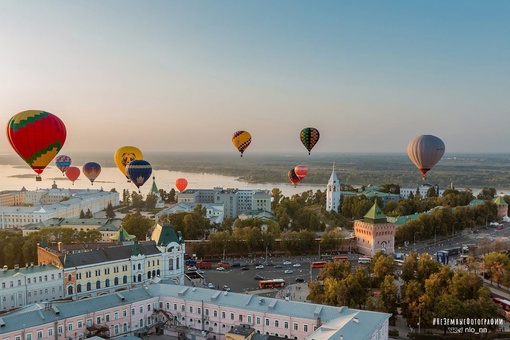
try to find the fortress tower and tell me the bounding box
[326,164,341,212]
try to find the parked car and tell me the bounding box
[283,261,292,265]
[223,285,231,292]
[254,274,265,280]
[293,263,301,267]
[255,265,265,269]
[216,267,225,271]
[241,266,250,271]
[208,283,215,289]
[284,269,294,274]
[295,278,305,282]
[274,265,283,269]
[187,266,197,271]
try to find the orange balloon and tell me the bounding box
[175,178,188,192]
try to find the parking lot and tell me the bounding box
[184,254,360,297]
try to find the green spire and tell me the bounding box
[132,240,141,256]
[151,176,159,194]
[110,226,136,242]
[493,196,508,206]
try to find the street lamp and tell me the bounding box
[414,232,421,251]
[452,222,459,237]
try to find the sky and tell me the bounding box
[0,1,509,155]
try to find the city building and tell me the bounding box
[326,165,341,212]
[36,223,185,300]
[493,195,508,220]
[354,203,396,256]
[22,217,123,242]
[399,183,447,199]
[0,263,63,311]
[177,188,271,219]
[150,177,165,209]
[0,189,26,206]
[0,188,119,229]
[156,202,225,225]
[0,284,390,340]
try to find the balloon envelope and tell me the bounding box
[126,160,152,189]
[65,166,80,184]
[56,155,72,175]
[288,169,301,187]
[300,127,320,155]
[175,178,188,192]
[294,165,308,180]
[232,130,251,157]
[114,146,143,181]
[6,110,67,180]
[407,135,445,180]
[83,162,101,184]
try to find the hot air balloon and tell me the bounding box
[288,169,301,187]
[83,162,101,185]
[65,166,80,184]
[55,155,71,175]
[175,178,188,192]
[407,135,445,180]
[300,127,320,155]
[294,165,308,180]
[126,159,152,192]
[114,146,143,182]
[232,130,251,157]
[6,110,67,181]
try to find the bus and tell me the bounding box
[358,257,372,264]
[492,297,510,320]
[334,255,349,263]
[258,279,285,289]
[310,261,328,268]
[395,259,405,267]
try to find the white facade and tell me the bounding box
[177,187,271,219]
[326,166,341,212]
[400,183,447,199]
[0,189,120,229]
[0,264,63,311]
[156,202,225,224]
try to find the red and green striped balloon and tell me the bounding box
[6,110,67,179]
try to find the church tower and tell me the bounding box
[326,164,341,212]
[151,176,165,209]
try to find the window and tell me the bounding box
[123,309,127,317]
[221,311,225,319]
[173,303,177,311]
[284,321,289,329]
[304,325,308,332]
[123,323,128,332]
[230,313,234,320]
[48,328,54,337]
[274,320,279,328]
[189,306,193,313]
[256,317,261,325]
[181,304,185,312]
[205,308,209,316]
[86,319,92,327]
[58,325,63,335]
[25,334,32,340]
[247,315,252,324]
[37,331,43,339]
[96,316,101,324]
[197,307,201,314]
[114,312,119,320]
[139,306,144,313]
[132,308,135,315]
[239,315,243,322]
[78,320,83,328]
[147,304,151,312]
[114,324,119,335]
[265,319,269,326]
[105,314,110,322]
[213,310,218,317]
[68,323,73,331]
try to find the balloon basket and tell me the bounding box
[36,175,42,182]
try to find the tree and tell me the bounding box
[271,188,283,211]
[145,193,158,211]
[122,212,154,240]
[105,202,116,218]
[477,187,496,200]
[80,210,85,219]
[85,209,93,218]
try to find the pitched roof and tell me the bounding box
[109,226,136,241]
[493,196,508,206]
[151,223,182,247]
[363,203,388,223]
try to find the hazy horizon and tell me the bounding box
[1,1,509,155]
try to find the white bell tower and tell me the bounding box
[326,164,341,212]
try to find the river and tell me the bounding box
[0,164,325,198]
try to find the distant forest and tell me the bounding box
[2,151,510,190]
